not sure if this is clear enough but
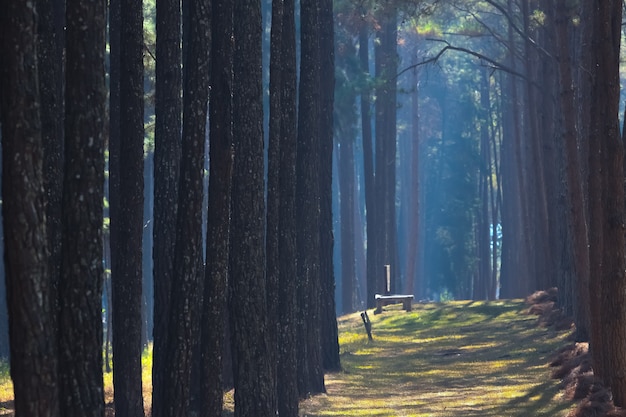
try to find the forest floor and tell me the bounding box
[0,299,589,416]
[295,299,575,417]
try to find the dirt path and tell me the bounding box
[299,300,573,417]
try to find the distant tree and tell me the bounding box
[230,0,276,413]
[163,0,210,414]
[111,0,146,415]
[199,0,233,414]
[0,2,60,416]
[151,0,182,412]
[58,0,107,415]
[335,22,359,313]
[276,0,299,413]
[360,21,377,309]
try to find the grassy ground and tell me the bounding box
[0,299,574,416]
[298,300,574,417]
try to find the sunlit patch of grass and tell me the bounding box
[0,360,12,413]
[300,300,574,417]
[103,343,153,416]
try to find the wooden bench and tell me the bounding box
[374,294,414,314]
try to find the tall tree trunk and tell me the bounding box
[360,25,377,308]
[276,0,299,413]
[59,0,107,415]
[319,0,340,372]
[0,3,60,416]
[151,0,182,411]
[587,0,626,405]
[230,0,276,413]
[112,0,145,414]
[339,132,356,313]
[200,0,233,415]
[296,0,325,396]
[267,0,284,402]
[404,61,419,297]
[38,0,64,337]
[164,0,210,415]
[553,0,590,341]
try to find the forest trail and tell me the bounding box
[298,300,573,417]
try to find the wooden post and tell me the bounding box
[361,311,373,341]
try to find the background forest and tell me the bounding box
[2,0,626,416]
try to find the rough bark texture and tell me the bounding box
[58,0,107,415]
[112,0,145,415]
[587,0,626,406]
[553,0,590,341]
[200,0,233,414]
[276,0,299,413]
[0,3,60,416]
[267,0,284,407]
[318,0,341,373]
[151,0,182,412]
[230,0,276,414]
[296,0,326,396]
[37,0,64,335]
[164,0,210,415]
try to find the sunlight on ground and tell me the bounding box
[299,300,574,417]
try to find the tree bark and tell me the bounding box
[0,3,60,416]
[58,0,107,415]
[200,0,233,415]
[296,0,325,396]
[586,0,626,405]
[112,0,145,415]
[230,0,276,413]
[151,0,182,412]
[276,0,299,413]
[164,0,210,414]
[318,0,341,372]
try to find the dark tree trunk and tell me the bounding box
[276,0,299,413]
[230,0,276,414]
[267,0,284,401]
[112,0,145,415]
[318,0,340,372]
[296,0,325,396]
[58,0,107,415]
[553,0,590,341]
[164,0,210,415]
[37,0,64,334]
[151,0,182,412]
[586,0,626,405]
[0,3,60,416]
[200,0,233,414]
